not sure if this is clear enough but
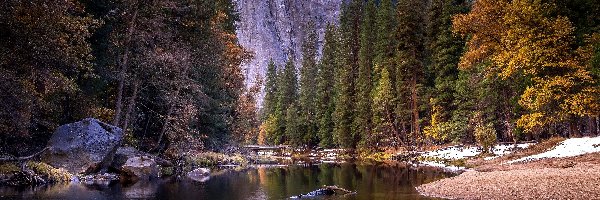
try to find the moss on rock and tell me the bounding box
[26,161,72,183]
[0,163,20,174]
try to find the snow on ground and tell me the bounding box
[507,136,600,164]
[485,143,533,160]
[419,161,466,172]
[423,143,533,160]
[419,143,534,171]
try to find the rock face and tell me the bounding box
[41,118,123,174]
[235,0,343,91]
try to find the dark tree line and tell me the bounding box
[0,0,258,156]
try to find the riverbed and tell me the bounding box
[0,163,451,200]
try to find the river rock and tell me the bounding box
[41,118,123,174]
[111,147,142,170]
[121,156,159,181]
[187,168,210,182]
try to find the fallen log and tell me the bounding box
[290,185,356,198]
[0,147,49,162]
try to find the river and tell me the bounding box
[0,163,450,200]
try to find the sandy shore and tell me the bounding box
[417,153,600,200]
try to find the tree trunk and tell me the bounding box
[410,76,420,143]
[569,120,581,138]
[122,80,140,133]
[155,104,174,151]
[589,116,598,136]
[113,7,138,126]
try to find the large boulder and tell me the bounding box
[41,118,123,174]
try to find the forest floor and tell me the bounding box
[416,137,600,199]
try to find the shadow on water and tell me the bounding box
[0,163,451,200]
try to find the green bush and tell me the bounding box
[475,123,497,154]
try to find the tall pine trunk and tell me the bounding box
[122,80,140,133]
[589,116,598,136]
[113,7,138,126]
[410,76,420,142]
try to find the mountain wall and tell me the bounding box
[235,0,343,97]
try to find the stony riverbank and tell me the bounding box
[417,136,600,199]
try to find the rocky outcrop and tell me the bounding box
[235,0,342,88]
[41,118,123,174]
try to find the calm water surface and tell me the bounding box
[0,163,450,200]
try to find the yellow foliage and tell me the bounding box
[454,0,600,134]
[424,103,449,142]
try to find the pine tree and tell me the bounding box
[374,0,404,143]
[370,66,396,150]
[285,103,302,146]
[273,58,298,144]
[396,0,427,144]
[316,24,339,148]
[374,0,397,84]
[263,59,279,120]
[354,0,376,150]
[299,21,319,147]
[334,0,362,148]
[423,0,467,143]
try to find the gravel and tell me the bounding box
[417,153,600,200]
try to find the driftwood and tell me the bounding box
[0,147,49,162]
[323,185,354,194]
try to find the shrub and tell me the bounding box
[475,123,497,154]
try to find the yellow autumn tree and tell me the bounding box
[454,0,600,135]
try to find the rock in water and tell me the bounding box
[187,168,210,182]
[121,156,159,181]
[41,118,123,174]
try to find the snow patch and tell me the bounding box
[419,161,466,172]
[507,136,600,164]
[422,143,533,160]
[419,143,533,170]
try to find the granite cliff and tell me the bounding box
[235,0,343,96]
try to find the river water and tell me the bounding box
[0,163,450,200]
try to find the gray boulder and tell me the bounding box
[121,155,159,181]
[187,168,210,182]
[41,118,123,174]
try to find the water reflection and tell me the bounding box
[0,163,449,200]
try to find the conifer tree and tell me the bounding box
[423,0,467,143]
[334,0,362,148]
[355,0,376,150]
[316,24,339,148]
[285,103,302,146]
[374,0,397,83]
[396,0,427,144]
[273,58,298,144]
[262,59,279,120]
[299,21,319,147]
[370,66,396,150]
